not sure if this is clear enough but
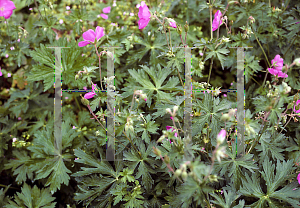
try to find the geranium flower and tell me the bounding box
[0,68,2,76]
[138,1,151,29]
[0,0,16,19]
[297,172,300,184]
[212,10,222,31]
[166,126,178,137]
[84,84,97,99]
[271,54,284,71]
[78,26,105,47]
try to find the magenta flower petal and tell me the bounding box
[297,173,300,184]
[95,26,105,41]
[166,126,172,131]
[294,99,300,114]
[0,0,16,19]
[212,10,222,31]
[271,54,284,71]
[82,29,96,43]
[102,6,111,13]
[174,133,178,137]
[78,40,91,47]
[84,92,96,99]
[100,13,108,19]
[0,68,2,76]
[169,21,177,28]
[138,18,150,29]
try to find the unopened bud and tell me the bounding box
[184,21,189,33]
[174,169,181,177]
[164,155,170,164]
[294,58,300,67]
[166,108,172,114]
[176,25,182,35]
[217,129,226,144]
[153,146,161,156]
[221,113,230,122]
[81,96,89,106]
[75,74,79,80]
[209,174,218,182]
[181,171,188,180]
[173,105,178,112]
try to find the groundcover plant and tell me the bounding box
[1,0,300,207]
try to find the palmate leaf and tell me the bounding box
[123,141,158,192]
[210,189,244,208]
[135,114,159,144]
[123,64,182,108]
[214,145,258,191]
[255,132,288,162]
[192,93,232,141]
[6,183,56,208]
[204,43,230,70]
[239,159,300,207]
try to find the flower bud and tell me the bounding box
[217,129,226,144]
[209,174,218,182]
[81,96,89,106]
[176,25,182,35]
[174,169,181,177]
[164,155,170,164]
[184,21,189,33]
[220,113,230,122]
[166,108,172,114]
[294,58,300,67]
[153,146,161,156]
[173,105,178,112]
[75,74,79,80]
[181,171,188,180]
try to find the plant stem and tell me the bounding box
[279,115,293,135]
[34,0,43,19]
[206,58,214,90]
[250,25,271,87]
[153,14,170,50]
[94,44,104,91]
[75,96,82,111]
[176,67,184,88]
[169,27,172,53]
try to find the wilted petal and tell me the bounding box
[82,29,96,43]
[78,40,91,47]
[103,6,111,13]
[95,26,105,41]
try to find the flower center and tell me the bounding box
[0,7,4,12]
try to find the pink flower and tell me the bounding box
[169,20,177,28]
[84,84,97,99]
[17,39,20,42]
[0,68,2,76]
[0,0,16,19]
[18,117,21,120]
[66,6,70,10]
[166,126,178,137]
[103,6,111,13]
[294,99,300,115]
[138,1,151,29]
[223,94,227,97]
[59,19,63,24]
[100,14,108,19]
[297,173,300,184]
[78,26,105,47]
[217,129,226,144]
[212,10,222,31]
[72,126,76,129]
[29,8,32,11]
[199,52,203,56]
[83,86,87,90]
[130,13,134,16]
[7,73,11,77]
[170,116,173,120]
[271,54,284,71]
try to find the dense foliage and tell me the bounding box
[1,0,300,207]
